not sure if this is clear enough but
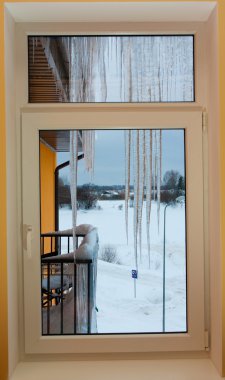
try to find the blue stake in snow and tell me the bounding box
[132,269,138,298]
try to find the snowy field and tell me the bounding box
[59,200,186,334]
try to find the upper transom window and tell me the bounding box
[28,35,194,103]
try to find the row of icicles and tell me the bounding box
[70,130,162,268]
[32,35,193,103]
[125,130,162,270]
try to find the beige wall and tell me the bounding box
[2,3,224,379]
[0,3,8,379]
[5,8,19,377]
[206,7,222,371]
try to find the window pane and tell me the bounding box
[40,129,187,335]
[29,36,194,103]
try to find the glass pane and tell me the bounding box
[29,36,194,103]
[40,128,187,335]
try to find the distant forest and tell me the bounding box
[58,170,185,208]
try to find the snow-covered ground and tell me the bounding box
[59,200,186,334]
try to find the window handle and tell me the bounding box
[23,225,33,259]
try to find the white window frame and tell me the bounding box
[15,21,207,355]
[22,108,205,354]
[16,21,206,106]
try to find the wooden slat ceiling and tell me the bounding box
[30,38,82,152]
[28,37,68,103]
[40,130,83,153]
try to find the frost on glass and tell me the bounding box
[29,36,194,103]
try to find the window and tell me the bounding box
[28,35,194,103]
[22,109,204,353]
[19,20,206,354]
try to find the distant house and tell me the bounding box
[101,190,119,198]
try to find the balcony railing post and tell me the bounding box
[60,262,64,334]
[47,262,50,335]
[74,262,77,334]
[87,263,92,334]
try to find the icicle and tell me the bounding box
[128,38,133,102]
[70,130,78,257]
[137,130,145,262]
[91,129,95,178]
[145,130,152,269]
[99,37,107,102]
[156,131,160,232]
[132,130,139,271]
[120,38,124,101]
[152,131,157,201]
[157,130,162,232]
[150,130,162,232]
[82,130,95,177]
[125,130,131,243]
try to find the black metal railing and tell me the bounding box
[41,231,95,335]
[41,231,85,257]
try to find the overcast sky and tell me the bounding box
[57,129,185,186]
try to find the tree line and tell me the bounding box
[57,170,185,209]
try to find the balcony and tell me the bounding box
[41,225,98,335]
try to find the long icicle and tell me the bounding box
[82,130,95,174]
[125,130,131,243]
[154,131,157,202]
[155,131,159,230]
[145,130,152,269]
[91,130,95,179]
[157,130,162,232]
[152,131,156,202]
[137,130,145,263]
[133,130,139,271]
[70,130,78,257]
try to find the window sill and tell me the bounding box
[10,358,222,380]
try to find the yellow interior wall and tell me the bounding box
[40,142,56,252]
[0,1,225,380]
